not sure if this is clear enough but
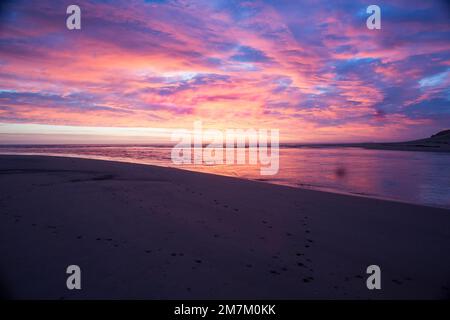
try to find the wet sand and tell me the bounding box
[0,155,449,299]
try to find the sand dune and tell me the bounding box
[0,155,449,299]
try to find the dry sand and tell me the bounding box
[0,155,449,299]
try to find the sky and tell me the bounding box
[0,0,449,144]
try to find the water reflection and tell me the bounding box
[1,145,449,209]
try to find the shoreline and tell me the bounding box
[0,152,448,210]
[2,139,450,154]
[1,155,450,299]
[283,143,450,153]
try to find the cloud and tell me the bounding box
[0,0,449,142]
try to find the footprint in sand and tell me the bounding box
[270,270,280,275]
